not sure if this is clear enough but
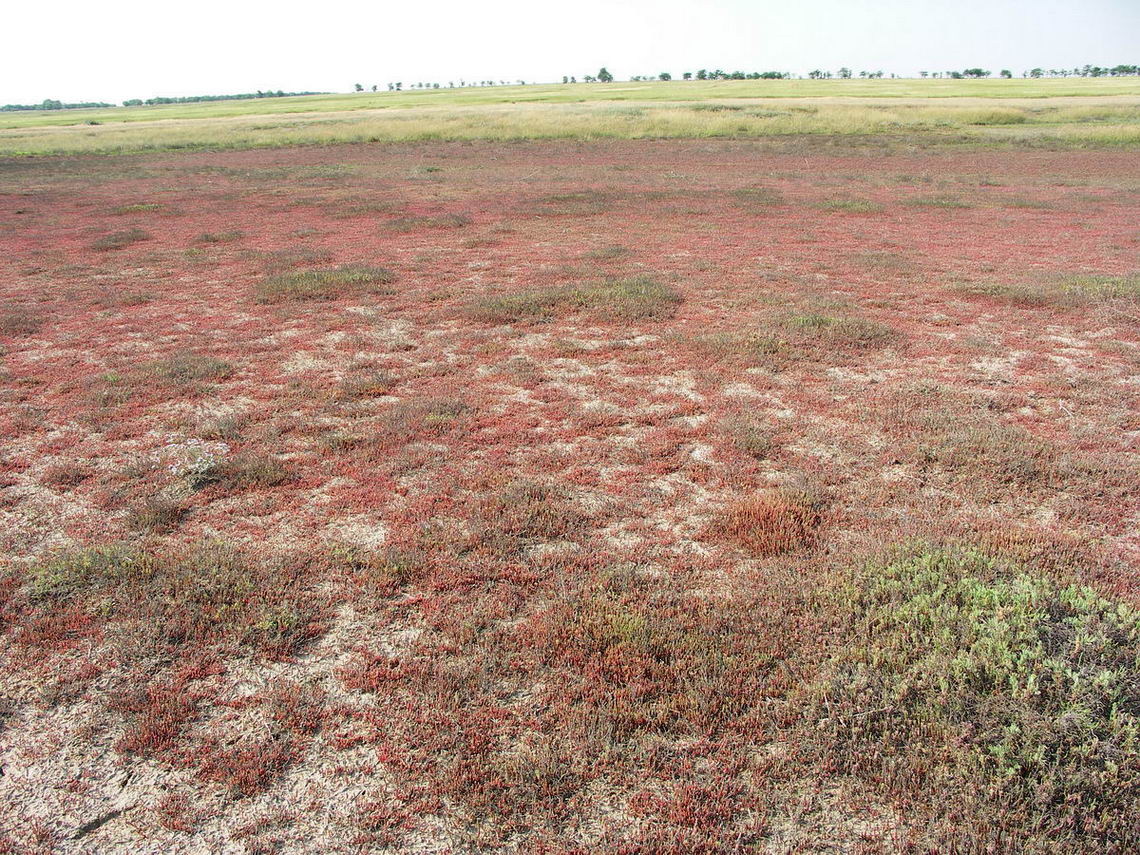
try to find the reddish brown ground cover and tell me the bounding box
[0,140,1137,852]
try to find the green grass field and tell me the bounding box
[2,78,1138,155]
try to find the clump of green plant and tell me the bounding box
[255,264,396,302]
[383,213,470,233]
[780,312,898,348]
[818,198,883,215]
[812,547,1140,850]
[904,195,972,209]
[92,228,151,251]
[467,275,681,324]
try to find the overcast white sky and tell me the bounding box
[3,0,1137,104]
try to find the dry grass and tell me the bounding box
[383,213,471,232]
[468,274,682,323]
[0,305,44,335]
[959,271,1140,306]
[91,228,150,251]
[254,264,396,302]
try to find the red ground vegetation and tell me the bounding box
[0,139,1137,852]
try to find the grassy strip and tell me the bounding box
[2,93,1138,156]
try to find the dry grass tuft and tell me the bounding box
[255,264,396,302]
[1,305,45,335]
[91,228,150,251]
[958,271,1140,306]
[383,213,470,232]
[468,275,681,324]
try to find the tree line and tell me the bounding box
[122,90,326,107]
[2,99,113,112]
[357,63,1140,93]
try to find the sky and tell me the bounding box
[3,0,1137,104]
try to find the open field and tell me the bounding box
[2,78,1139,155]
[1,136,1139,852]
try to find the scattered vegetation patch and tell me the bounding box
[722,416,777,459]
[529,190,614,217]
[126,495,188,533]
[255,264,396,302]
[142,352,235,385]
[91,228,151,251]
[818,198,883,214]
[958,271,1140,306]
[22,541,326,658]
[1,305,44,335]
[383,213,470,233]
[583,244,631,261]
[334,367,396,401]
[731,186,785,211]
[194,230,244,244]
[369,396,471,449]
[468,275,682,324]
[851,250,918,273]
[780,312,899,348]
[709,488,823,556]
[469,479,590,556]
[335,545,426,603]
[904,195,973,208]
[41,461,94,488]
[112,203,165,215]
[189,452,291,491]
[811,547,1140,851]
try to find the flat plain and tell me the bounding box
[1,81,1139,853]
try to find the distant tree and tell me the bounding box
[919,71,928,78]
[999,69,1012,78]
[838,67,852,79]
[570,76,577,83]
[962,68,990,78]
[659,72,671,81]
[696,69,708,80]
[808,69,825,79]
[122,98,143,107]
[682,72,692,80]
[562,76,569,84]
[597,67,613,83]
[396,82,403,90]
[371,84,378,92]
[354,83,364,92]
